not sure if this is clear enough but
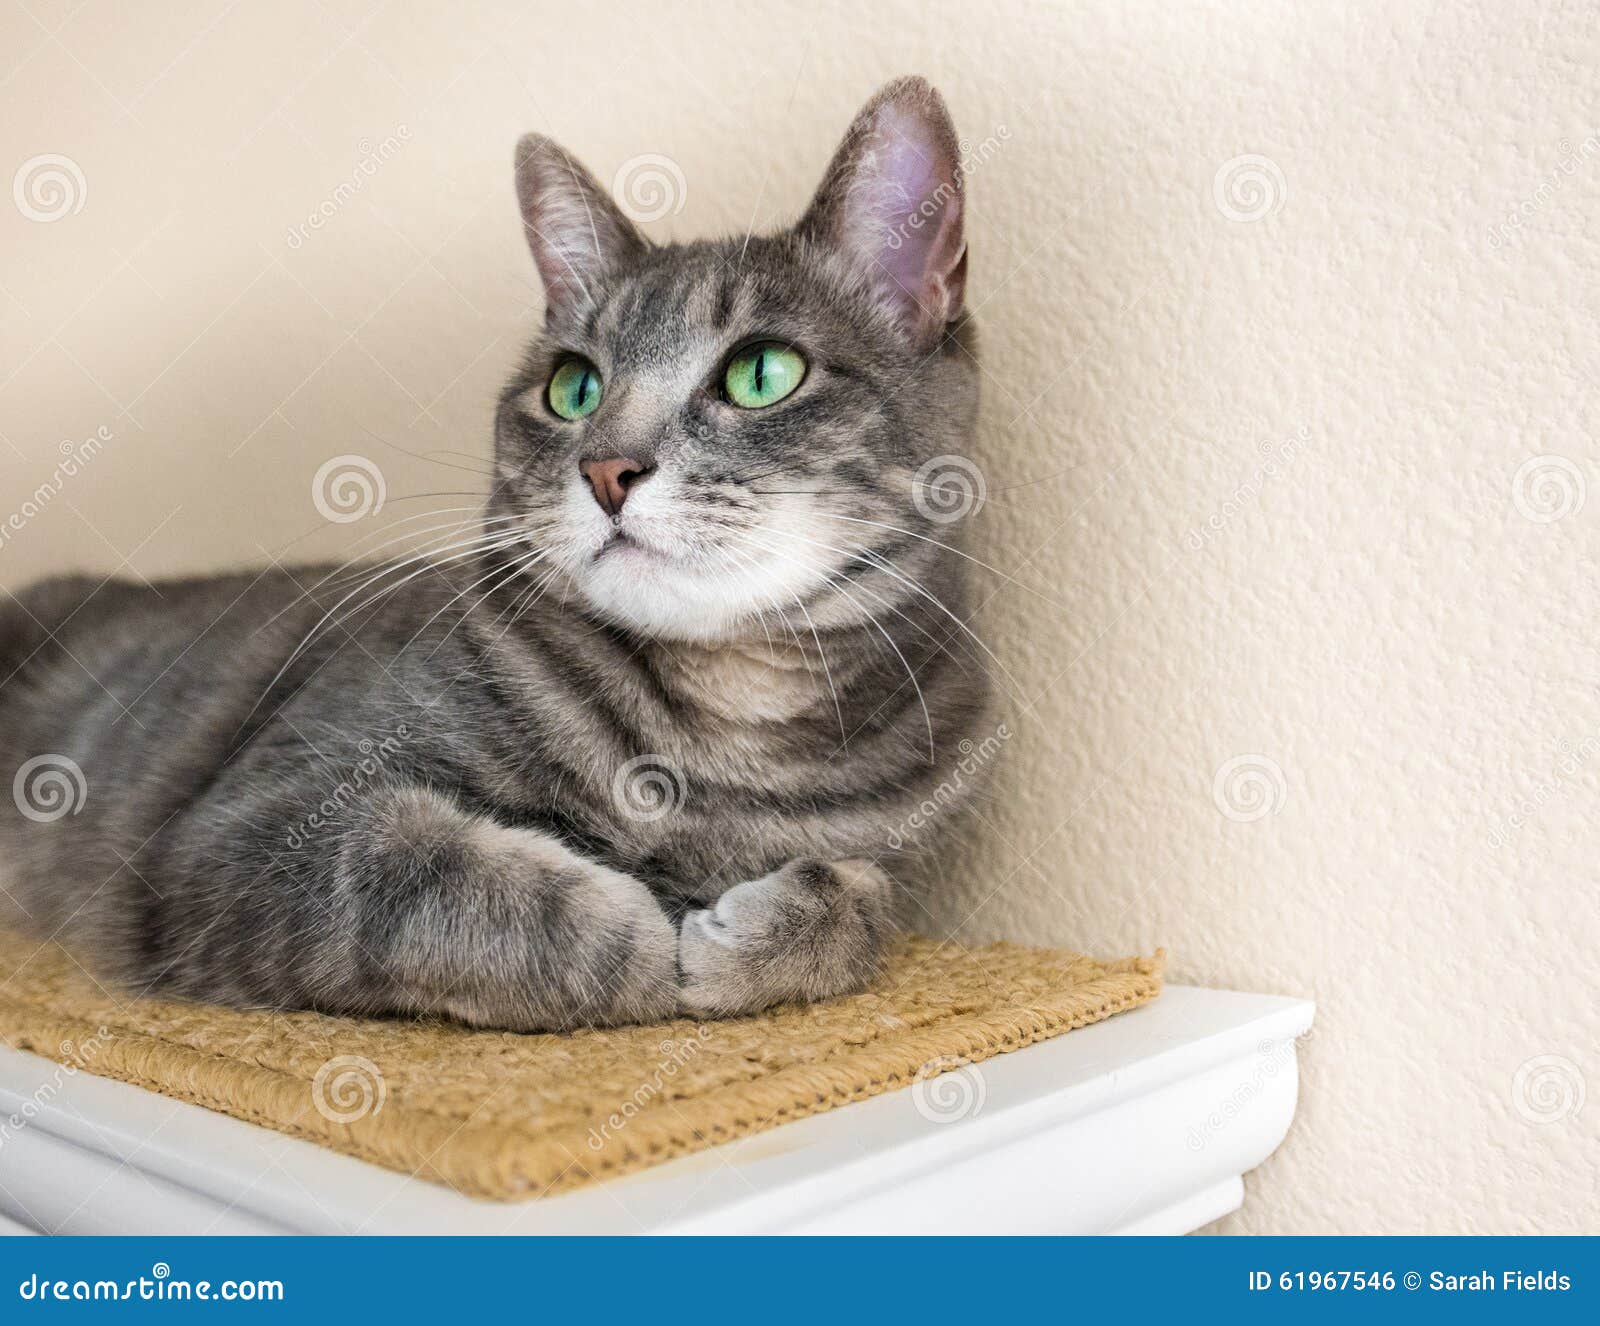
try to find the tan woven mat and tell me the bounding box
[0,929,1162,1200]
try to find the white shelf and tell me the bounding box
[0,985,1313,1235]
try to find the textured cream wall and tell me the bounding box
[2,0,1595,1233]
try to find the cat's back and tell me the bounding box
[0,562,504,814]
[0,572,289,802]
[2,571,290,718]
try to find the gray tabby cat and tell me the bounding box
[0,77,988,1031]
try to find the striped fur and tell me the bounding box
[0,78,992,1030]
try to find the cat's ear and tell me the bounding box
[514,134,647,320]
[796,77,967,346]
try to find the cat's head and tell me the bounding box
[491,76,977,643]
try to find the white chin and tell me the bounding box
[575,538,829,642]
[576,549,760,641]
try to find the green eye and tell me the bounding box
[723,342,805,409]
[548,358,602,420]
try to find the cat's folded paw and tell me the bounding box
[678,857,894,1017]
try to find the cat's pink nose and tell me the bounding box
[579,457,651,516]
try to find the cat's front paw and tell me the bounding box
[678,857,893,1017]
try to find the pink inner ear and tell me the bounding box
[514,134,645,321]
[851,104,963,325]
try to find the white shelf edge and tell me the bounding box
[0,984,1314,1235]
